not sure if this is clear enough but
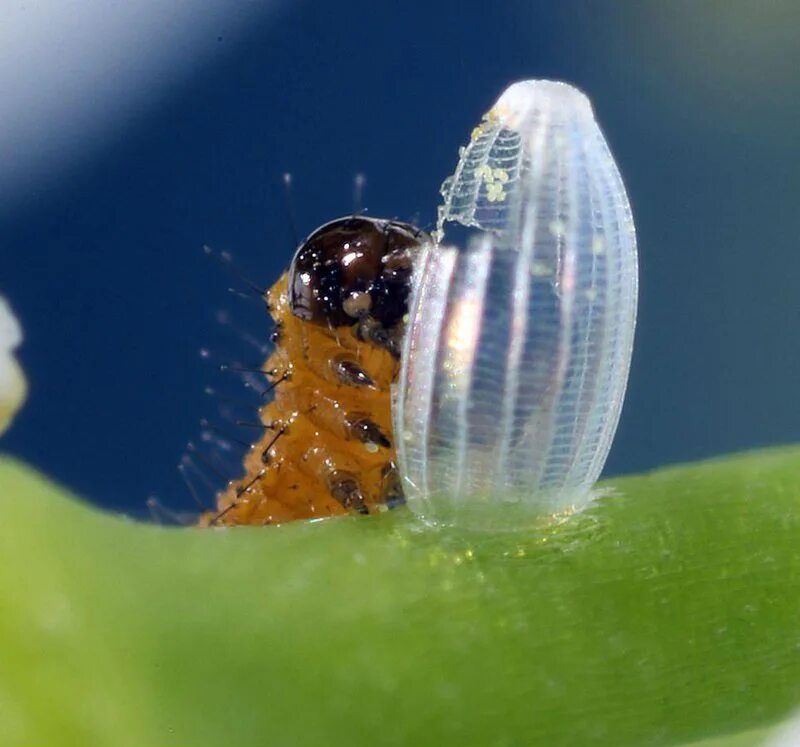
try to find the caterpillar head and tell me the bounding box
[288,216,427,334]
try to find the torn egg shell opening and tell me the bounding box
[394,80,638,531]
[0,296,27,436]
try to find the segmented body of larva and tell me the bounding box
[203,217,428,526]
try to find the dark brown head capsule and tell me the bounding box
[287,216,427,353]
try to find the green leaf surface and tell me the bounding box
[0,447,799,747]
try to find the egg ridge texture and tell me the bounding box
[395,80,638,531]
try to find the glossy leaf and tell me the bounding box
[0,447,798,746]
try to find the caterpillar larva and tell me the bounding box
[203,217,429,525]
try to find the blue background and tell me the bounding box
[2,1,799,514]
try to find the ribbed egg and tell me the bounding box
[395,80,638,530]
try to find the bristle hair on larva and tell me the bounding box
[395,80,638,531]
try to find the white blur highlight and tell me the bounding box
[768,710,800,747]
[0,0,277,209]
[0,296,26,436]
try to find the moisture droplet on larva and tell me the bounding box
[394,80,638,530]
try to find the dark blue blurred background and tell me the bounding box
[2,1,798,513]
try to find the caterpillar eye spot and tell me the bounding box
[342,291,372,318]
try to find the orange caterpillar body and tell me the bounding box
[203,217,426,526]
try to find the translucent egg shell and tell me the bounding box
[394,80,638,530]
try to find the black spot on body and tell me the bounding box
[350,416,391,448]
[332,358,375,388]
[380,463,405,508]
[327,470,368,514]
